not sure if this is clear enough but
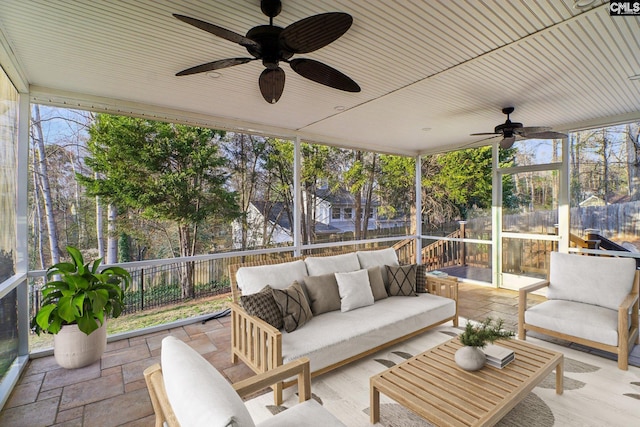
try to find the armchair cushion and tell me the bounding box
[257,399,345,427]
[161,336,255,427]
[547,252,636,310]
[524,299,619,346]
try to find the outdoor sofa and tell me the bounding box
[228,247,458,404]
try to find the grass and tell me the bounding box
[29,293,232,351]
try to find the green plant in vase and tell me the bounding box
[459,317,515,348]
[456,317,515,371]
[31,246,131,368]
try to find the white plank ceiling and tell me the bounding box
[1,0,639,155]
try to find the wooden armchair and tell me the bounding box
[518,252,639,370]
[144,336,346,427]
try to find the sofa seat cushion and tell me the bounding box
[256,399,345,427]
[525,299,619,346]
[161,336,256,427]
[547,252,636,310]
[280,293,455,372]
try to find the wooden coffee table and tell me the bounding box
[370,337,563,426]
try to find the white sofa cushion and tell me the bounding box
[335,269,374,312]
[161,336,255,427]
[356,247,399,269]
[547,252,636,310]
[280,293,455,372]
[257,399,346,427]
[357,248,399,287]
[524,299,619,346]
[236,260,308,295]
[305,252,360,276]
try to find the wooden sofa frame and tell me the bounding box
[518,270,639,370]
[144,357,312,427]
[228,252,459,405]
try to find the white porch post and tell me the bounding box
[17,91,30,355]
[491,142,502,288]
[293,136,302,256]
[415,155,422,264]
[558,137,570,253]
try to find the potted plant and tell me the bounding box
[455,317,515,371]
[31,246,131,369]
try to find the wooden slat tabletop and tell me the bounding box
[370,337,563,427]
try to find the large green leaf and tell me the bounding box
[35,304,56,331]
[57,295,80,323]
[77,312,99,335]
[66,246,85,275]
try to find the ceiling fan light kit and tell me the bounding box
[174,0,360,104]
[471,107,568,149]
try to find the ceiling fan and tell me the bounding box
[471,107,568,149]
[173,0,361,104]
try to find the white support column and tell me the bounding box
[558,137,570,253]
[415,155,422,264]
[293,136,302,256]
[491,142,502,288]
[17,92,30,356]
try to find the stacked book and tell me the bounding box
[484,344,515,369]
[425,270,448,278]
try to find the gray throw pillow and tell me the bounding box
[240,285,283,329]
[271,281,313,332]
[304,273,342,315]
[386,264,418,296]
[367,266,388,300]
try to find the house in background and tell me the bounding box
[233,188,410,248]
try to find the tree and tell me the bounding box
[626,123,640,201]
[79,114,240,298]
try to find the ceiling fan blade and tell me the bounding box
[173,14,259,49]
[289,58,360,92]
[259,67,285,104]
[176,58,255,76]
[280,12,352,53]
[470,132,501,136]
[521,130,568,140]
[500,136,517,149]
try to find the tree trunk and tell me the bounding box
[31,154,46,269]
[96,177,105,259]
[626,123,640,201]
[106,203,117,264]
[32,105,60,265]
[178,224,195,299]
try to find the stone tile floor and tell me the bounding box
[0,283,545,426]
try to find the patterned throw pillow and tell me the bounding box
[271,281,313,332]
[240,285,283,330]
[386,264,418,296]
[415,264,428,293]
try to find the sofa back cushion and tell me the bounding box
[161,336,255,427]
[305,252,360,276]
[356,248,399,269]
[547,252,636,310]
[236,259,308,295]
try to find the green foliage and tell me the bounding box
[459,317,515,348]
[31,246,131,335]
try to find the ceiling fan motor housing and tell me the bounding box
[245,25,293,69]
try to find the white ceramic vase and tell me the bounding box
[54,321,107,369]
[454,346,486,371]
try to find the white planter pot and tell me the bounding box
[54,321,107,369]
[454,346,486,371]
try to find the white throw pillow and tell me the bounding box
[335,269,374,312]
[161,336,256,427]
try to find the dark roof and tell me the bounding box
[252,201,342,234]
